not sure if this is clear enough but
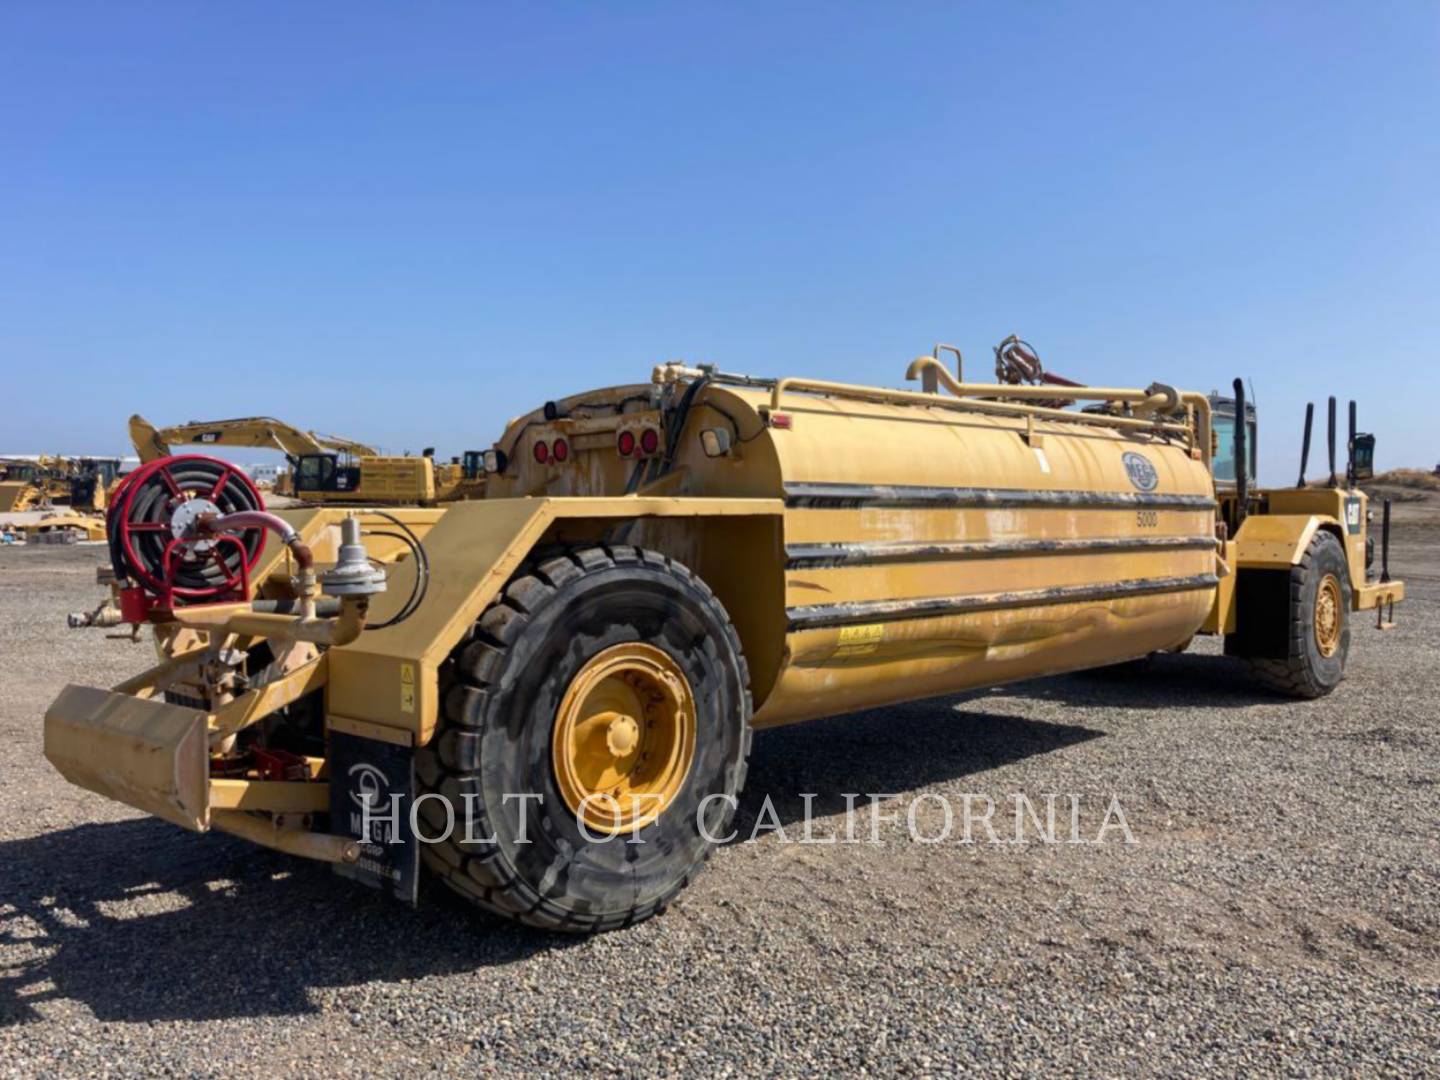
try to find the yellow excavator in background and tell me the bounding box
[129,415,467,505]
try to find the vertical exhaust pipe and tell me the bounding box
[1297,402,1314,488]
[1232,378,1248,527]
[1326,396,1337,488]
[1347,400,1357,489]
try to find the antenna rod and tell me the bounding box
[1326,396,1337,487]
[1297,402,1313,487]
[1233,378,1249,526]
[1347,400,1357,489]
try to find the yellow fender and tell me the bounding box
[257,498,786,747]
[1233,513,1334,570]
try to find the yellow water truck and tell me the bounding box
[45,356,1404,931]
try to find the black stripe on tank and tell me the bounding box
[783,482,1216,512]
[786,573,1218,631]
[785,534,1217,569]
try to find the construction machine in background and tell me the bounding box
[47,340,1404,933]
[0,455,122,515]
[129,415,470,505]
[0,457,71,512]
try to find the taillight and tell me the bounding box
[617,430,636,457]
[552,438,569,463]
[639,427,659,456]
[533,440,549,464]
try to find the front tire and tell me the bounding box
[1247,531,1352,698]
[417,545,751,932]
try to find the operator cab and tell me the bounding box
[292,452,361,494]
[1208,392,1258,487]
[70,458,121,507]
[1352,433,1375,482]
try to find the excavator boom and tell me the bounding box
[129,415,378,463]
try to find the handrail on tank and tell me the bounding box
[901,356,1212,468]
[768,363,1209,465]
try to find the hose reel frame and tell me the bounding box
[107,454,267,606]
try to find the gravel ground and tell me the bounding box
[1,531,1436,1077]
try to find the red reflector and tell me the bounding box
[769,412,793,429]
[552,438,569,463]
[533,440,549,464]
[617,430,636,457]
[640,427,660,455]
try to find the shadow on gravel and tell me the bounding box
[733,696,1106,834]
[989,650,1268,711]
[0,818,574,1026]
[0,655,1258,1026]
[731,649,1268,834]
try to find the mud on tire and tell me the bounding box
[416,545,752,932]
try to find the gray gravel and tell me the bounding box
[1,533,1436,1077]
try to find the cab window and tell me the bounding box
[295,454,337,492]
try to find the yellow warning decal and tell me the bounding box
[835,623,884,656]
[399,662,416,714]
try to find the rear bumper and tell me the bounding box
[44,685,210,831]
[43,683,356,863]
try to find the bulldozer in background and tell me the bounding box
[47,340,1404,933]
[130,414,471,506]
[0,455,122,515]
[0,456,73,512]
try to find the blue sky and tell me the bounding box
[2,3,1436,481]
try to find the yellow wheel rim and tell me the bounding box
[551,643,696,835]
[1315,573,1342,658]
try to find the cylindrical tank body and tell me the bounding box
[487,375,1218,728]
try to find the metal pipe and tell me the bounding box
[251,597,342,617]
[900,358,1213,465]
[1297,402,1313,487]
[1130,382,1179,417]
[1327,396,1338,488]
[772,366,1193,438]
[1347,400,1357,489]
[1232,378,1249,527]
[1380,499,1392,584]
[932,343,963,388]
[171,596,369,646]
[204,509,314,569]
[902,358,1178,408]
[210,811,358,864]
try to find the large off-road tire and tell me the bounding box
[1246,531,1352,698]
[417,545,751,932]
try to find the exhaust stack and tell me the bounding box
[1327,396,1338,488]
[1232,378,1249,526]
[1347,400,1357,489]
[1297,402,1314,488]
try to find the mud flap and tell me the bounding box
[329,731,419,905]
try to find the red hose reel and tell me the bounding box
[107,454,267,611]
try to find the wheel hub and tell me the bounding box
[551,642,697,835]
[168,495,220,553]
[605,714,640,756]
[1315,573,1342,658]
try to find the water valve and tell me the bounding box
[321,516,387,598]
